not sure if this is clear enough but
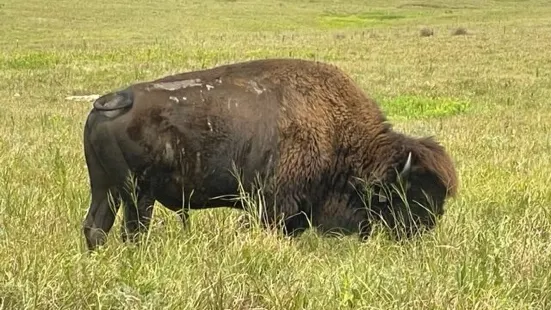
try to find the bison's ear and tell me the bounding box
[397,152,412,183]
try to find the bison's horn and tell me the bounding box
[399,152,412,181]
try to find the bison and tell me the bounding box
[82,58,458,250]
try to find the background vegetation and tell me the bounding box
[1,0,551,308]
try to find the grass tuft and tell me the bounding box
[419,27,435,37]
[452,27,469,36]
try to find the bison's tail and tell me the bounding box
[93,88,134,111]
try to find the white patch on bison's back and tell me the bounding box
[226,98,239,110]
[248,80,264,94]
[149,79,202,91]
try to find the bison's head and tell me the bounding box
[367,137,458,239]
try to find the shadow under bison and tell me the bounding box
[82,58,458,250]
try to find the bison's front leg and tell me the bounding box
[256,188,310,237]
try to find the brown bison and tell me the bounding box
[82,58,458,250]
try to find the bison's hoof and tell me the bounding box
[84,226,108,250]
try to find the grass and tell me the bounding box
[379,95,471,120]
[1,0,551,308]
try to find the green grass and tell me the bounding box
[380,95,471,120]
[1,0,551,308]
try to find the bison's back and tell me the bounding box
[119,58,386,209]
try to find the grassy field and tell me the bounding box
[2,0,551,308]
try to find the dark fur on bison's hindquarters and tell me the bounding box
[81,58,458,250]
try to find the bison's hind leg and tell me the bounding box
[120,186,156,245]
[82,141,122,250]
[83,188,121,251]
[83,119,146,250]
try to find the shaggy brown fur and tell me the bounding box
[82,58,458,250]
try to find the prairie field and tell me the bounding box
[1,0,551,309]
